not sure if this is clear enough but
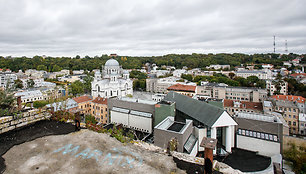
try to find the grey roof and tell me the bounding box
[164,92,224,127]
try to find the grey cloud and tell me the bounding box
[0,0,305,57]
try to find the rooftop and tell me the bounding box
[224,99,263,112]
[290,73,306,78]
[72,95,92,103]
[272,95,305,103]
[164,92,225,127]
[154,116,192,134]
[236,112,282,123]
[167,84,196,92]
[92,96,107,105]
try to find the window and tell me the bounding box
[261,133,265,139]
[293,122,296,126]
[265,134,269,140]
[289,121,291,125]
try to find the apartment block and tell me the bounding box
[90,97,108,124]
[273,100,299,134]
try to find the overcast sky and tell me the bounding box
[0,0,305,57]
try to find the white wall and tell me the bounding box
[110,111,129,126]
[111,111,152,133]
[194,127,206,152]
[237,135,280,157]
[129,114,152,133]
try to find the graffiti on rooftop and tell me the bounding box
[52,144,143,168]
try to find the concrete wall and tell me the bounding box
[193,127,206,152]
[0,110,51,134]
[283,135,306,151]
[154,121,193,152]
[234,117,283,153]
[237,135,281,157]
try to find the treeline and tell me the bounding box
[0,53,303,72]
[182,73,266,89]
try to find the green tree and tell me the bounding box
[181,74,193,81]
[14,79,23,89]
[69,80,84,96]
[36,65,47,71]
[0,89,15,116]
[27,79,35,88]
[283,143,306,174]
[130,70,147,80]
[83,74,94,94]
[52,65,62,72]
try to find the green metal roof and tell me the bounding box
[164,92,225,127]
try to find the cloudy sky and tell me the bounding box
[0,0,305,57]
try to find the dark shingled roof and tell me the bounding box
[164,92,225,127]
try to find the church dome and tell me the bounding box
[105,58,119,66]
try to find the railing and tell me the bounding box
[0,109,51,134]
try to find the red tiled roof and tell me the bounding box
[92,96,107,105]
[271,95,305,103]
[290,73,306,78]
[73,96,92,104]
[167,84,196,92]
[224,99,263,111]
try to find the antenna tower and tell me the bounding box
[285,40,288,53]
[273,36,276,53]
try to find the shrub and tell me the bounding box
[283,142,306,174]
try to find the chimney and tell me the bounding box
[17,96,22,110]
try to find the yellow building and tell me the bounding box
[90,97,108,124]
[72,95,92,115]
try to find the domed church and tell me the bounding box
[91,58,133,98]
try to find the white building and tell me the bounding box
[299,113,306,135]
[173,69,187,78]
[91,59,133,98]
[14,90,44,103]
[152,93,166,102]
[146,76,183,93]
[266,80,288,95]
[72,70,84,75]
[108,97,157,133]
[25,69,47,78]
[262,64,274,69]
[235,69,273,80]
[206,64,230,70]
[0,72,17,89]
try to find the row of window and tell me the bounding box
[225,96,249,101]
[286,120,297,126]
[237,128,279,142]
[225,93,248,97]
[284,114,297,119]
[226,108,254,113]
[275,107,298,113]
